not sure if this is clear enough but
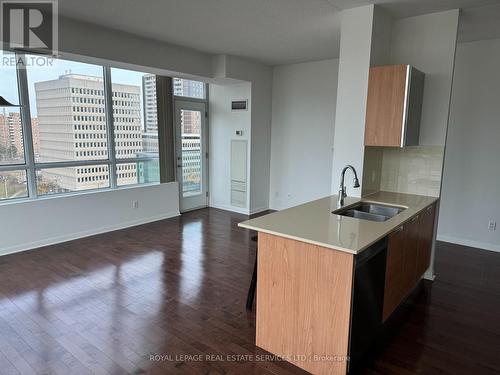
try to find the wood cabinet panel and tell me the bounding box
[365,65,407,147]
[403,214,420,293]
[383,203,438,322]
[256,233,354,375]
[416,203,436,280]
[383,224,407,321]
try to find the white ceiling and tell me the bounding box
[59,0,500,65]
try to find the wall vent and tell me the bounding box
[231,100,248,111]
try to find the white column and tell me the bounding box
[331,5,375,196]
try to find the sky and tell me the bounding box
[0,51,146,117]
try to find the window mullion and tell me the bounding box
[35,159,110,170]
[103,66,117,188]
[0,164,29,172]
[15,53,37,199]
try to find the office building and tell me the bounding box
[35,74,142,192]
[142,74,159,153]
[173,77,204,98]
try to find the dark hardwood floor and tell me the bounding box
[0,208,498,374]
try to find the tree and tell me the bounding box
[0,143,7,161]
[6,145,18,159]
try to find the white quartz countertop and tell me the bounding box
[238,191,438,255]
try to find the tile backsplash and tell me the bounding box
[362,147,384,196]
[363,146,444,197]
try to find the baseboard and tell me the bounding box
[249,206,270,215]
[423,270,436,281]
[208,204,270,216]
[437,234,500,253]
[0,211,180,257]
[269,203,285,211]
[209,203,250,215]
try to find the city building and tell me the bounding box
[35,74,143,192]
[0,112,9,152]
[31,117,40,157]
[142,74,157,133]
[9,113,23,157]
[180,109,201,195]
[0,112,39,162]
[0,111,24,163]
[141,74,158,153]
[173,77,204,98]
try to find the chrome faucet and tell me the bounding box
[338,165,360,207]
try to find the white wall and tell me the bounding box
[438,38,500,252]
[212,55,273,214]
[390,10,460,146]
[209,82,252,213]
[248,78,273,213]
[385,10,459,279]
[370,7,393,67]
[331,5,376,196]
[0,183,180,255]
[223,56,273,213]
[363,10,460,197]
[269,59,338,210]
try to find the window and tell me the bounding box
[36,165,110,196]
[0,51,28,202]
[179,109,202,196]
[26,56,108,163]
[110,68,159,184]
[0,52,162,202]
[0,53,24,165]
[0,170,28,200]
[117,160,160,187]
[173,78,205,99]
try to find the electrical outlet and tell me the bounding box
[133,200,139,209]
[488,221,496,231]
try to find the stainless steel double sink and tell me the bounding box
[333,202,406,222]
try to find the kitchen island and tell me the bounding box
[239,191,438,374]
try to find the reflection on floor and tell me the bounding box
[0,208,498,374]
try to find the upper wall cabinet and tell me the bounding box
[364,64,425,147]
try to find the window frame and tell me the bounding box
[0,52,161,204]
[172,77,207,100]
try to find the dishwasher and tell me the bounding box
[348,237,388,373]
